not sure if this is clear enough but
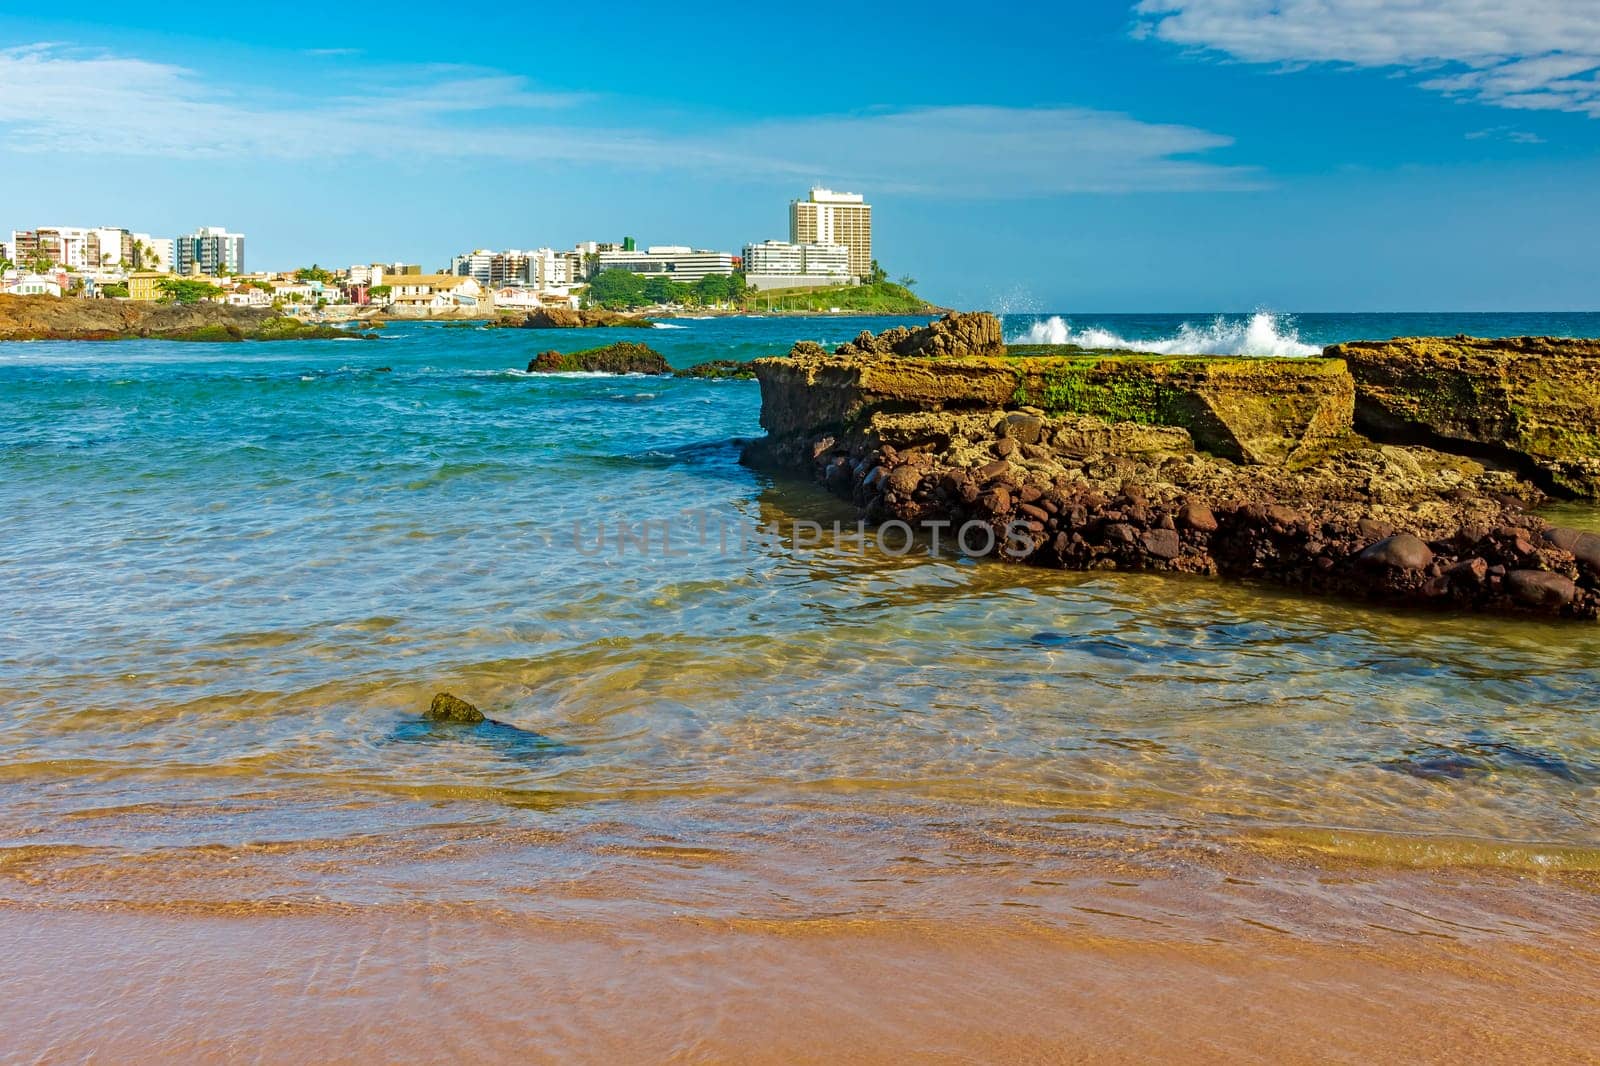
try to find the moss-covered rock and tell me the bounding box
[425,692,485,724]
[751,347,1352,466]
[1330,335,1600,497]
[526,342,669,374]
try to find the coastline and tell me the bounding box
[7,807,1598,1063]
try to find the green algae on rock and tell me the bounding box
[753,316,1350,466]
[525,342,669,374]
[1331,335,1600,498]
[425,692,485,724]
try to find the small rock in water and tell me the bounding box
[426,692,485,724]
[1358,533,1434,571]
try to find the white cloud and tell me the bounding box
[0,44,1258,196]
[1134,0,1600,117]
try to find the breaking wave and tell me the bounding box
[1008,312,1321,358]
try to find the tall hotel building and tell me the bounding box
[789,188,872,278]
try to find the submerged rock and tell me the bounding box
[425,692,485,724]
[526,342,669,375]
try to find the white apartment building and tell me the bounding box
[789,188,872,278]
[742,240,853,289]
[592,245,737,283]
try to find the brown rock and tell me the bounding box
[1140,528,1183,560]
[1178,501,1219,533]
[1359,533,1434,571]
[1544,527,1600,571]
[1505,569,1577,608]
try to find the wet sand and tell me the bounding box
[5,811,1599,1063]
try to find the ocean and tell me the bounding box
[3,310,1599,1061]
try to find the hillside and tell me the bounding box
[739,282,943,315]
[0,295,363,341]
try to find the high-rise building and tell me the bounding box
[789,188,872,278]
[176,226,245,276]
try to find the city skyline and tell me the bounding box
[2,5,1598,310]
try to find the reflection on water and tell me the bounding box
[2,320,1599,1060]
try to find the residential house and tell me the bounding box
[385,274,483,309]
[3,273,63,297]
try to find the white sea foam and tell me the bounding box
[1008,312,1321,358]
[652,322,688,330]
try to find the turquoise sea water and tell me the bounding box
[2,311,1599,904]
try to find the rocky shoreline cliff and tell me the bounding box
[742,313,1600,620]
[0,295,367,341]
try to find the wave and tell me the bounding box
[1008,312,1321,358]
[652,322,688,330]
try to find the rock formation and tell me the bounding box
[1329,335,1600,497]
[741,314,1600,620]
[674,359,757,380]
[0,294,368,341]
[525,342,669,374]
[497,307,653,329]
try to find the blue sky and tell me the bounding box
[2,2,1598,310]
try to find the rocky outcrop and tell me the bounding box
[674,359,757,380]
[754,317,1352,466]
[833,311,1005,359]
[0,295,368,341]
[1331,335,1600,498]
[742,317,1600,620]
[526,342,669,374]
[497,307,654,329]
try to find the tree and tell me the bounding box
[296,264,333,283]
[643,275,678,306]
[369,284,392,298]
[101,282,130,298]
[897,274,917,288]
[29,255,53,275]
[867,260,888,285]
[584,268,647,309]
[0,257,13,274]
[157,277,223,304]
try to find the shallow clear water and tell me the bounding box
[3,313,1599,1061]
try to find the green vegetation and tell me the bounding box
[369,284,392,298]
[157,278,224,304]
[584,269,749,310]
[526,342,669,374]
[740,281,936,314]
[100,282,130,298]
[295,264,334,283]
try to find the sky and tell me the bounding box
[1,2,1598,310]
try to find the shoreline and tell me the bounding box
[6,808,1598,1063]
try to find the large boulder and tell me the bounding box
[1330,335,1600,497]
